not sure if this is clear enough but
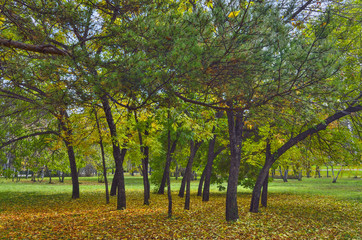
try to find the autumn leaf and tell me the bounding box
[228,10,241,18]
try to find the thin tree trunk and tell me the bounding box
[165,126,173,218]
[279,166,288,182]
[184,140,202,210]
[158,121,178,194]
[48,168,52,184]
[332,166,343,183]
[142,146,150,204]
[326,165,330,177]
[261,140,271,208]
[197,167,206,197]
[202,130,216,202]
[94,107,110,204]
[134,111,150,205]
[202,111,225,201]
[179,172,187,197]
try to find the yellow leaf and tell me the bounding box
[228,10,240,18]
[206,0,213,8]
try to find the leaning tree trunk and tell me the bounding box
[178,172,187,197]
[249,104,362,213]
[184,140,202,210]
[158,133,178,194]
[261,140,271,208]
[59,110,79,199]
[64,141,80,199]
[225,108,244,222]
[100,94,127,210]
[202,130,216,201]
[197,167,206,197]
[202,111,225,201]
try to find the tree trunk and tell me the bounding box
[197,167,206,197]
[165,127,173,218]
[100,94,127,209]
[202,131,216,202]
[142,146,150,205]
[225,108,244,222]
[178,172,187,197]
[326,165,330,177]
[134,111,151,205]
[332,166,343,183]
[158,129,178,194]
[64,142,80,199]
[279,166,288,182]
[94,107,110,204]
[167,163,172,219]
[58,109,79,199]
[184,140,202,210]
[48,168,52,184]
[261,171,269,207]
[110,171,119,196]
[298,170,303,181]
[261,140,271,208]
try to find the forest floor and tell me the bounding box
[0,177,361,239]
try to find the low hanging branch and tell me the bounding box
[0,130,59,149]
[0,38,70,56]
[250,103,362,213]
[272,104,362,163]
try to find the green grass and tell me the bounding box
[268,177,362,202]
[1,175,361,202]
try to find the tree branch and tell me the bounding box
[271,104,362,165]
[0,38,70,56]
[285,0,313,22]
[0,130,59,149]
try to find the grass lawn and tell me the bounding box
[0,176,361,239]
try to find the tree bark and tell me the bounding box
[158,132,178,194]
[197,167,206,197]
[166,127,173,218]
[94,107,110,204]
[100,94,127,209]
[0,38,70,56]
[178,171,187,197]
[110,171,119,196]
[142,145,150,204]
[225,108,244,222]
[58,110,79,199]
[184,140,202,210]
[261,140,271,208]
[202,130,217,201]
[134,111,150,205]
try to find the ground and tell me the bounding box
[0,177,361,239]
